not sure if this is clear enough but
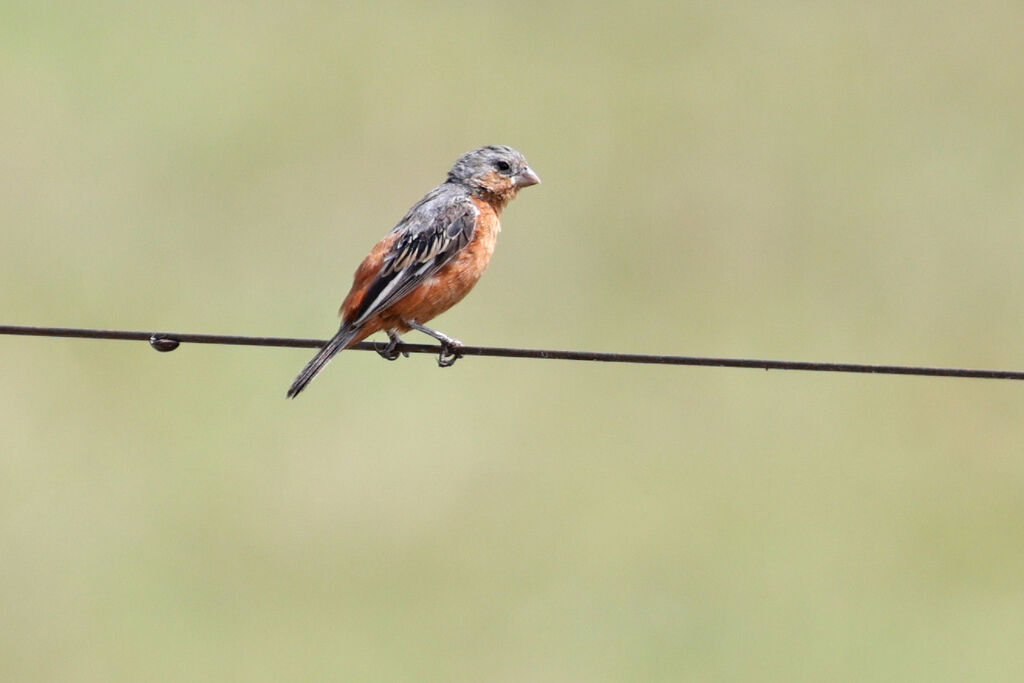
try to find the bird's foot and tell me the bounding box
[437,339,463,368]
[375,334,409,361]
[402,320,463,368]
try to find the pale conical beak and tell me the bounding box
[514,167,541,188]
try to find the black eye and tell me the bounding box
[494,160,511,172]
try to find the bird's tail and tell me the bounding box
[286,325,361,398]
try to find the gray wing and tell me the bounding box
[349,192,478,327]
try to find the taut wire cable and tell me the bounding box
[1,324,1022,380]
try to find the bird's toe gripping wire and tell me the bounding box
[404,320,464,368]
[375,331,409,361]
[437,339,463,368]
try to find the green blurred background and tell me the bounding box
[3,1,1024,680]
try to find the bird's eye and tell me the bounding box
[494,160,511,172]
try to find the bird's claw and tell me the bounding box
[437,340,463,368]
[375,338,408,361]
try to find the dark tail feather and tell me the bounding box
[286,326,359,398]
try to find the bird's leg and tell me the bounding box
[404,320,463,368]
[375,330,408,361]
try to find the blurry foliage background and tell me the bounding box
[2,1,1024,680]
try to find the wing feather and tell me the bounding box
[348,194,478,327]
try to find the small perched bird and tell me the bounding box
[287,145,540,398]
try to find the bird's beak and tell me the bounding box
[514,167,541,188]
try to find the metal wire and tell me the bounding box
[2,324,1022,381]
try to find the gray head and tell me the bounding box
[446,145,541,200]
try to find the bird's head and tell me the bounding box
[447,145,540,207]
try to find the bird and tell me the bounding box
[286,145,540,398]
